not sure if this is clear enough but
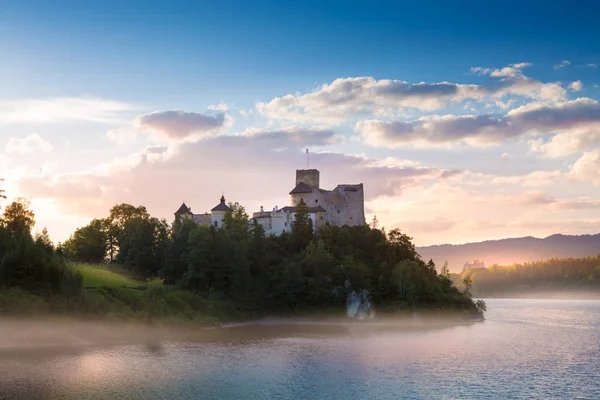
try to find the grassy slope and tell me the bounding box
[77,264,141,288]
[73,264,249,325]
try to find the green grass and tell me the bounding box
[77,264,141,288]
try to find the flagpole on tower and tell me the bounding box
[306,148,309,169]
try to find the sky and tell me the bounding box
[1,0,600,246]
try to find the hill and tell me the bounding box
[417,233,600,273]
[77,264,141,288]
[450,255,600,299]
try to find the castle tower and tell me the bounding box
[290,169,320,206]
[210,194,232,228]
[174,202,193,222]
[296,169,320,189]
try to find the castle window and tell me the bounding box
[284,222,287,227]
[337,210,340,214]
[214,221,218,227]
[315,199,318,203]
[320,216,323,220]
[350,217,352,220]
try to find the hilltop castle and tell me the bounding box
[175,169,365,235]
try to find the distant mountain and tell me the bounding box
[416,233,600,273]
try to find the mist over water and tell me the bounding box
[1,299,599,399]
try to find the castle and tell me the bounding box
[462,260,485,272]
[174,169,366,235]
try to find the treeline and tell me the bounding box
[0,197,484,319]
[455,256,600,297]
[0,199,83,313]
[62,198,482,315]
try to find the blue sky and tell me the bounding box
[1,0,600,245]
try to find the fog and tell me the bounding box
[1,300,598,400]
[0,314,479,356]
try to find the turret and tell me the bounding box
[210,194,232,228]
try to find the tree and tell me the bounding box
[440,261,450,277]
[118,216,169,277]
[248,220,267,277]
[290,197,313,252]
[64,219,107,263]
[387,229,417,260]
[106,203,149,262]
[370,215,378,230]
[463,277,472,297]
[161,218,197,284]
[2,198,35,236]
[34,228,54,255]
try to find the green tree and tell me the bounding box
[290,197,313,252]
[248,220,267,277]
[162,218,197,284]
[2,198,35,236]
[440,261,450,277]
[64,219,107,263]
[118,216,169,277]
[183,225,217,292]
[106,203,149,262]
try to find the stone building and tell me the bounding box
[174,168,366,236]
[462,260,485,272]
[253,169,365,236]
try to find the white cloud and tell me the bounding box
[134,109,226,141]
[257,77,483,123]
[554,60,571,70]
[207,102,231,112]
[241,126,341,146]
[471,62,532,79]
[569,80,583,92]
[585,63,597,68]
[0,97,137,125]
[106,126,140,145]
[17,128,460,225]
[570,148,600,185]
[358,98,600,155]
[258,63,567,124]
[5,133,54,154]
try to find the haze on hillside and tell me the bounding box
[418,233,600,273]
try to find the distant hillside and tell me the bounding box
[450,255,600,299]
[417,233,600,273]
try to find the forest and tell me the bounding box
[0,195,484,323]
[455,256,600,298]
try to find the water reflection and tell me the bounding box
[1,300,599,399]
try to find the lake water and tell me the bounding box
[1,299,599,399]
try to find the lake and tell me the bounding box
[1,299,599,399]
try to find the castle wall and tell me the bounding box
[193,213,211,226]
[211,210,226,228]
[290,184,365,228]
[269,209,295,235]
[321,184,365,226]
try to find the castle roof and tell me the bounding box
[289,182,313,194]
[175,202,191,214]
[211,195,232,212]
